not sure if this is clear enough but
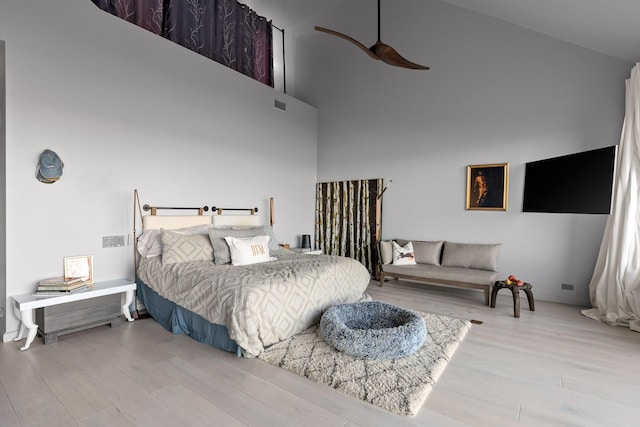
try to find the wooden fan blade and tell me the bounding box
[315,26,380,61]
[370,41,429,70]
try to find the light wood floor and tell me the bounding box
[2,280,640,426]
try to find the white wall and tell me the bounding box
[0,0,318,341]
[0,40,6,336]
[292,0,632,305]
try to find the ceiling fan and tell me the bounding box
[315,0,429,70]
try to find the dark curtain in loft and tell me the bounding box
[91,0,273,87]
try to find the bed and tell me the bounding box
[134,206,371,358]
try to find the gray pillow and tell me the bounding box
[379,240,393,264]
[209,227,275,265]
[161,230,214,266]
[395,238,410,247]
[441,241,501,272]
[263,225,279,251]
[412,241,444,266]
[213,225,279,251]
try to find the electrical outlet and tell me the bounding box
[561,283,574,291]
[274,99,287,111]
[103,235,125,248]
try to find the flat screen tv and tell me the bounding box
[523,146,616,214]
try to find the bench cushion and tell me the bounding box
[382,263,499,286]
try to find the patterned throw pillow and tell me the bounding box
[224,235,274,266]
[161,230,214,265]
[137,224,211,258]
[392,241,416,265]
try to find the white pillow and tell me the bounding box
[137,230,164,258]
[223,235,275,266]
[392,241,417,265]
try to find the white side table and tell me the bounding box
[11,279,136,351]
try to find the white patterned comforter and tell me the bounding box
[137,250,371,357]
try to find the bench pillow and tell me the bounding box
[413,241,443,266]
[392,241,417,265]
[441,241,501,272]
[379,240,393,265]
[395,239,443,266]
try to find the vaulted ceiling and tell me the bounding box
[244,0,640,63]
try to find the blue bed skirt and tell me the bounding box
[136,278,239,354]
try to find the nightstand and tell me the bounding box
[11,279,136,350]
[290,248,323,255]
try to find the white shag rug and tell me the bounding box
[258,311,471,416]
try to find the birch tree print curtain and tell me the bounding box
[315,179,383,276]
[91,0,273,87]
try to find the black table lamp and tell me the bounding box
[301,234,311,249]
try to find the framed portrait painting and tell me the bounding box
[466,163,509,211]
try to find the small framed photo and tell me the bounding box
[466,163,509,211]
[64,255,94,284]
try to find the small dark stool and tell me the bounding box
[490,281,535,318]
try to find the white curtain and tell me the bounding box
[581,63,640,332]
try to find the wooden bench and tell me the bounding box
[379,240,500,306]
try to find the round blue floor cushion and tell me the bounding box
[319,301,427,359]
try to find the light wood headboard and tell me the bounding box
[212,215,261,227]
[142,215,212,230]
[141,214,262,230]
